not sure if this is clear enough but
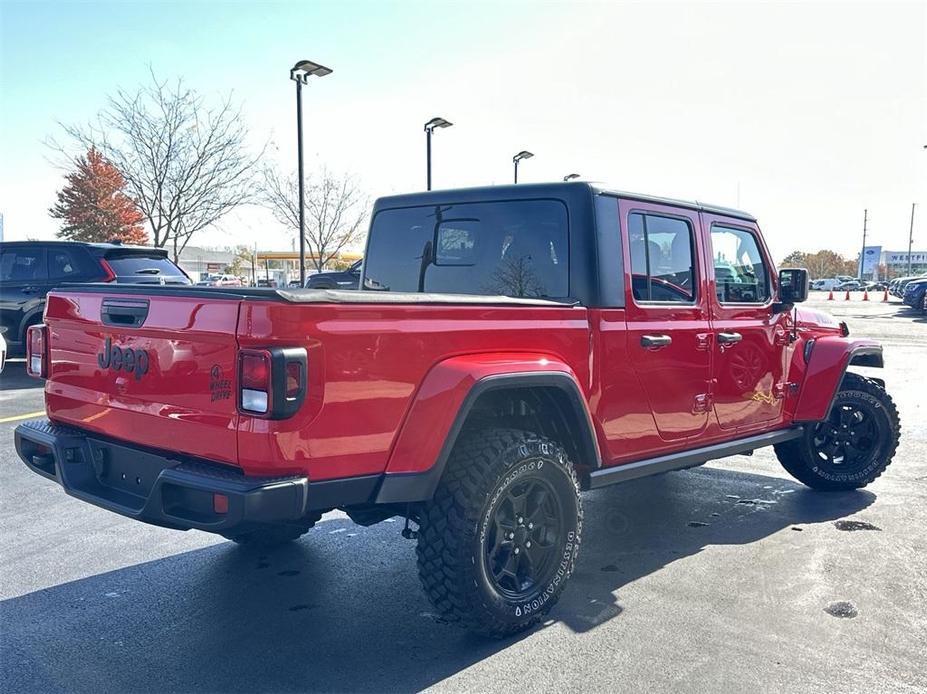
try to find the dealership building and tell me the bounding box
[880,249,927,278]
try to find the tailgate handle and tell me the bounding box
[101,299,150,328]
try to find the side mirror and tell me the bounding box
[778,268,809,305]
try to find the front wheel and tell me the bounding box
[416,428,582,638]
[775,373,900,490]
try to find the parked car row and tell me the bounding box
[195,273,243,287]
[809,276,856,291]
[901,277,927,314]
[811,278,887,293]
[889,273,927,298]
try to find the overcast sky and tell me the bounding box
[1,0,924,260]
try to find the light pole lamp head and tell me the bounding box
[513,150,534,163]
[563,173,581,181]
[424,117,453,132]
[291,59,333,83]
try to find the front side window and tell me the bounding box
[710,226,770,303]
[363,200,569,298]
[0,248,45,282]
[628,212,696,303]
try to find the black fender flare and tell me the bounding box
[375,372,601,504]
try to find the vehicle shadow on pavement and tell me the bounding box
[556,465,873,633]
[0,466,873,693]
[888,306,927,323]
[0,362,43,391]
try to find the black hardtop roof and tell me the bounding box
[372,181,756,222]
[0,239,166,254]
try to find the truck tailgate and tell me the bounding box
[43,291,241,465]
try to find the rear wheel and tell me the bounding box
[416,428,582,638]
[226,512,323,547]
[775,373,900,490]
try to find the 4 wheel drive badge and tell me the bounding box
[209,363,231,402]
[97,336,150,381]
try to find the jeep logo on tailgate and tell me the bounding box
[97,337,150,380]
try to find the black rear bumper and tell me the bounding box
[15,419,322,534]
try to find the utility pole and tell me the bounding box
[858,208,868,280]
[907,203,916,275]
[251,243,257,287]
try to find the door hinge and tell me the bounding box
[693,393,712,413]
[773,382,799,399]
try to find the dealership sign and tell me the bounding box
[885,250,927,266]
[861,246,882,275]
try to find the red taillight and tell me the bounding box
[238,348,307,418]
[26,324,48,378]
[241,352,270,390]
[239,350,271,414]
[98,259,117,282]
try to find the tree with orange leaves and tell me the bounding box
[49,148,148,244]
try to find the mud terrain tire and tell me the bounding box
[775,373,900,490]
[416,428,582,638]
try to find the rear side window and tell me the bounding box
[628,213,696,303]
[363,200,569,298]
[48,247,99,280]
[105,253,186,278]
[710,226,770,303]
[0,247,45,282]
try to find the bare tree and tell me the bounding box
[261,166,368,272]
[49,70,262,260]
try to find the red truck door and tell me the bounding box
[700,213,790,431]
[619,200,712,442]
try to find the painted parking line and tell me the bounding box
[0,411,46,424]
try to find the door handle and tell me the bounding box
[718,332,743,345]
[641,334,672,348]
[22,286,41,294]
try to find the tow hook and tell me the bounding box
[401,513,419,540]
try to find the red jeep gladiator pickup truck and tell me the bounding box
[16,182,900,637]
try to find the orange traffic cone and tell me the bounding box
[863,289,869,301]
[882,289,889,302]
[827,290,834,301]
[845,290,851,301]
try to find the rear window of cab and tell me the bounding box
[363,200,569,298]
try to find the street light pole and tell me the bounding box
[423,117,452,191]
[290,59,332,286]
[858,208,868,280]
[513,150,533,183]
[907,203,917,275]
[295,78,306,284]
[426,127,432,190]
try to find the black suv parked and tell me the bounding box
[0,241,190,349]
[304,259,362,289]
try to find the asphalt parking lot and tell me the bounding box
[1,293,924,694]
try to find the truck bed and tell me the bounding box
[40,286,590,481]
